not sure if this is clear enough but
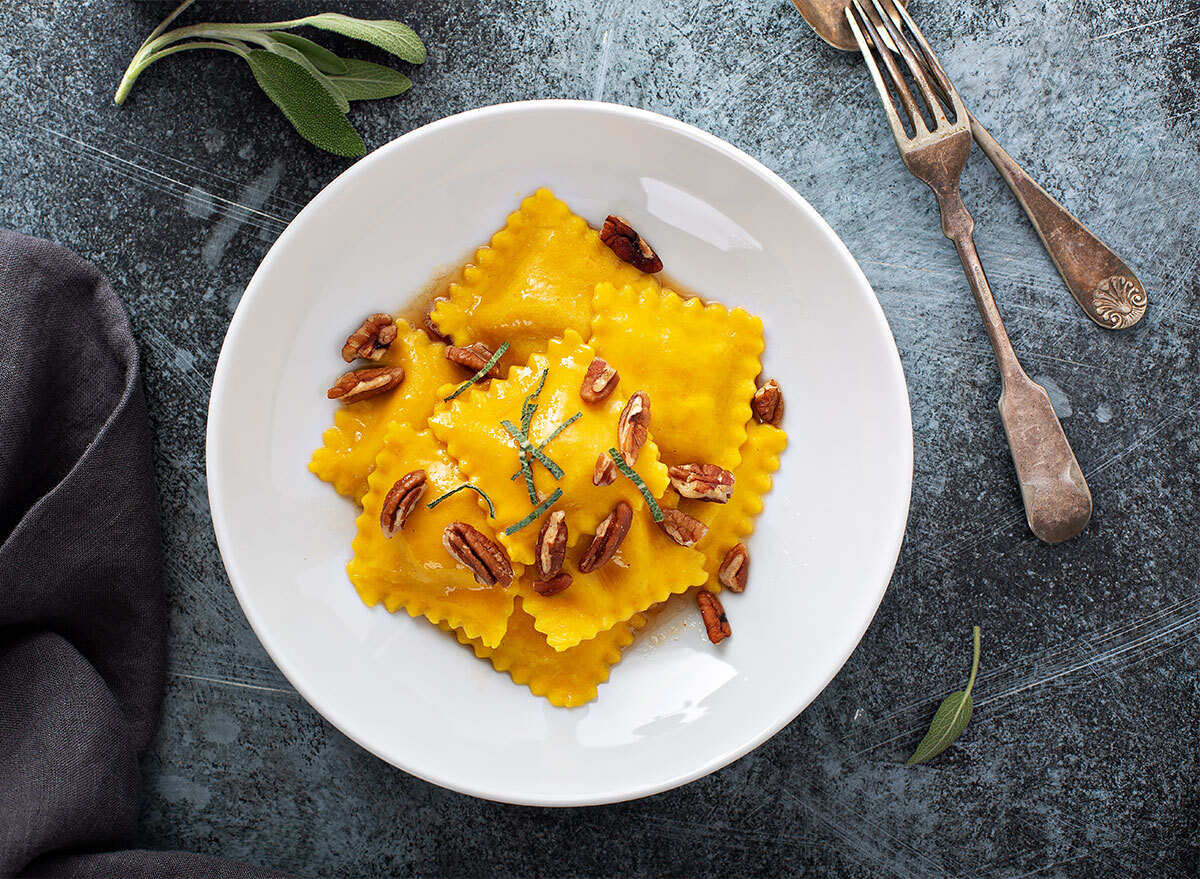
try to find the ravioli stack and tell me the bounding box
[309,188,786,706]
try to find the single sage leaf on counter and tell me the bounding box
[298,13,427,64]
[905,625,981,766]
[245,50,366,157]
[330,59,412,101]
[268,31,349,75]
[263,38,350,113]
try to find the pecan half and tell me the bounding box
[658,508,709,547]
[617,391,650,466]
[668,463,736,504]
[600,215,663,274]
[536,510,568,579]
[380,470,427,537]
[342,313,398,362]
[593,453,618,487]
[578,501,633,573]
[580,357,619,404]
[718,543,749,593]
[753,379,784,427]
[446,342,502,378]
[533,572,573,597]
[443,523,513,588]
[327,366,406,404]
[698,591,731,644]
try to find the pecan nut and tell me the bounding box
[536,510,568,579]
[600,215,663,274]
[533,572,573,597]
[718,543,749,593]
[617,391,650,467]
[578,501,633,574]
[327,366,406,404]
[658,507,709,547]
[342,313,398,362]
[380,469,427,537]
[753,379,784,427]
[668,463,735,504]
[698,591,731,644]
[446,342,502,378]
[593,453,618,487]
[443,523,513,588]
[580,357,620,404]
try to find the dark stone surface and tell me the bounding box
[1,1,1197,876]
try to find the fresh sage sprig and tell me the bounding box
[114,0,425,157]
[906,626,981,766]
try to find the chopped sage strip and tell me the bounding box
[521,368,550,433]
[510,412,582,481]
[513,367,552,494]
[607,447,664,522]
[503,416,541,503]
[501,488,563,537]
[444,341,509,401]
[520,452,538,504]
[426,483,496,518]
[540,411,581,446]
[500,419,564,479]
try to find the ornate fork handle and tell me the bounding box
[967,119,1146,330]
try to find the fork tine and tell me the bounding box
[886,0,968,120]
[845,3,910,144]
[868,0,950,128]
[858,3,928,133]
[848,2,925,137]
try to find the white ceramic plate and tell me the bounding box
[207,100,912,806]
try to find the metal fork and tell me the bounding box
[847,0,1092,543]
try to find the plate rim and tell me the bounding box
[205,98,914,806]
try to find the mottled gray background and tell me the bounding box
[1,0,1197,876]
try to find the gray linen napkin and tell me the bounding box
[0,229,289,878]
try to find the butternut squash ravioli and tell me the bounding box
[309,188,787,707]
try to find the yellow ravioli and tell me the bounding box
[309,320,460,503]
[348,422,519,648]
[677,421,787,591]
[520,512,708,651]
[428,188,660,367]
[429,330,670,568]
[449,598,646,707]
[590,283,764,470]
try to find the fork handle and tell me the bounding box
[968,114,1146,330]
[935,189,1093,543]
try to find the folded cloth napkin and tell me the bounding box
[0,230,289,878]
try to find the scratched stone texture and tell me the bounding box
[1,0,1197,876]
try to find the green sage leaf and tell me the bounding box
[297,13,426,64]
[500,419,564,480]
[510,412,581,481]
[268,31,349,74]
[328,59,412,101]
[427,483,496,519]
[244,50,365,158]
[263,37,349,112]
[906,626,981,766]
[444,341,508,401]
[607,448,664,522]
[501,489,563,537]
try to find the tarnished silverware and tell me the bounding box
[792,0,1146,329]
[847,0,1092,543]
[790,0,907,52]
